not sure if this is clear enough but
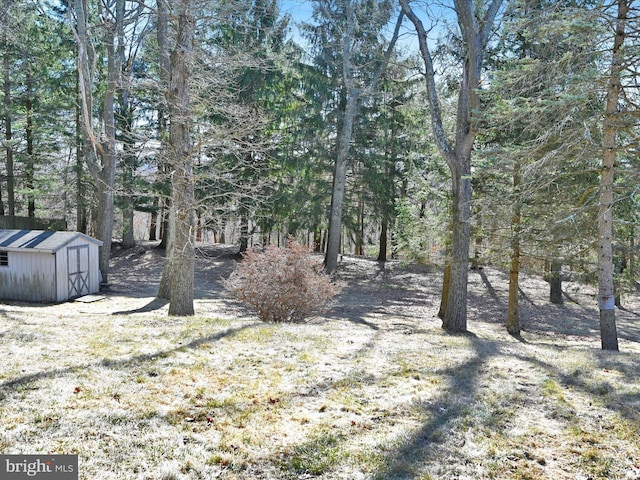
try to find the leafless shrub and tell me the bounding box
[224,240,341,323]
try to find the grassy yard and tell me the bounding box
[0,250,639,479]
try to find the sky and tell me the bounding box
[276,0,456,57]
[279,0,315,25]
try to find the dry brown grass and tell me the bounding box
[0,246,639,479]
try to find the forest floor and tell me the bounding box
[0,242,639,480]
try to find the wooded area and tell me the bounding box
[1,0,639,350]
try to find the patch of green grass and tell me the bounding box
[298,350,317,363]
[416,474,435,480]
[228,325,277,343]
[206,449,247,473]
[348,448,388,474]
[541,378,565,401]
[579,446,614,477]
[279,429,344,477]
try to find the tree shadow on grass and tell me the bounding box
[369,331,639,479]
[111,297,169,315]
[477,269,504,306]
[366,333,500,479]
[325,257,442,331]
[0,322,259,392]
[512,349,640,430]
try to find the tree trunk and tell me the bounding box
[377,215,388,262]
[71,0,120,283]
[156,0,172,296]
[598,0,627,351]
[323,3,402,273]
[3,28,14,216]
[507,166,522,335]
[157,203,173,300]
[165,0,196,316]
[122,202,135,248]
[355,189,364,256]
[95,0,122,283]
[629,227,635,282]
[239,204,249,253]
[314,229,322,253]
[156,0,171,253]
[443,163,471,332]
[196,210,203,242]
[614,252,625,308]
[438,262,451,320]
[118,98,136,249]
[549,260,563,305]
[25,70,35,218]
[75,73,87,233]
[158,200,170,248]
[149,204,158,241]
[507,247,520,335]
[325,91,358,273]
[470,216,483,270]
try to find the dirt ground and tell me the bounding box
[106,241,640,348]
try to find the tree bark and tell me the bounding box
[165,0,196,316]
[239,203,249,253]
[325,88,358,273]
[507,165,522,335]
[150,216,158,242]
[438,262,451,320]
[74,44,87,232]
[355,189,364,256]
[3,26,14,216]
[118,21,137,251]
[95,0,122,283]
[597,0,627,351]
[156,0,172,296]
[25,70,35,217]
[314,229,322,253]
[444,161,472,331]
[377,215,388,262]
[549,260,563,305]
[156,0,171,253]
[122,204,135,248]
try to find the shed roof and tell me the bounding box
[0,229,103,253]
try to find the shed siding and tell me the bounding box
[0,250,56,302]
[54,237,101,301]
[55,246,66,302]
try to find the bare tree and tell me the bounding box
[70,0,123,283]
[400,0,504,332]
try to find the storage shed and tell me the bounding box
[0,229,103,302]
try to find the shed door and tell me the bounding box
[68,245,90,298]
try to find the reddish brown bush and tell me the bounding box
[224,241,340,323]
